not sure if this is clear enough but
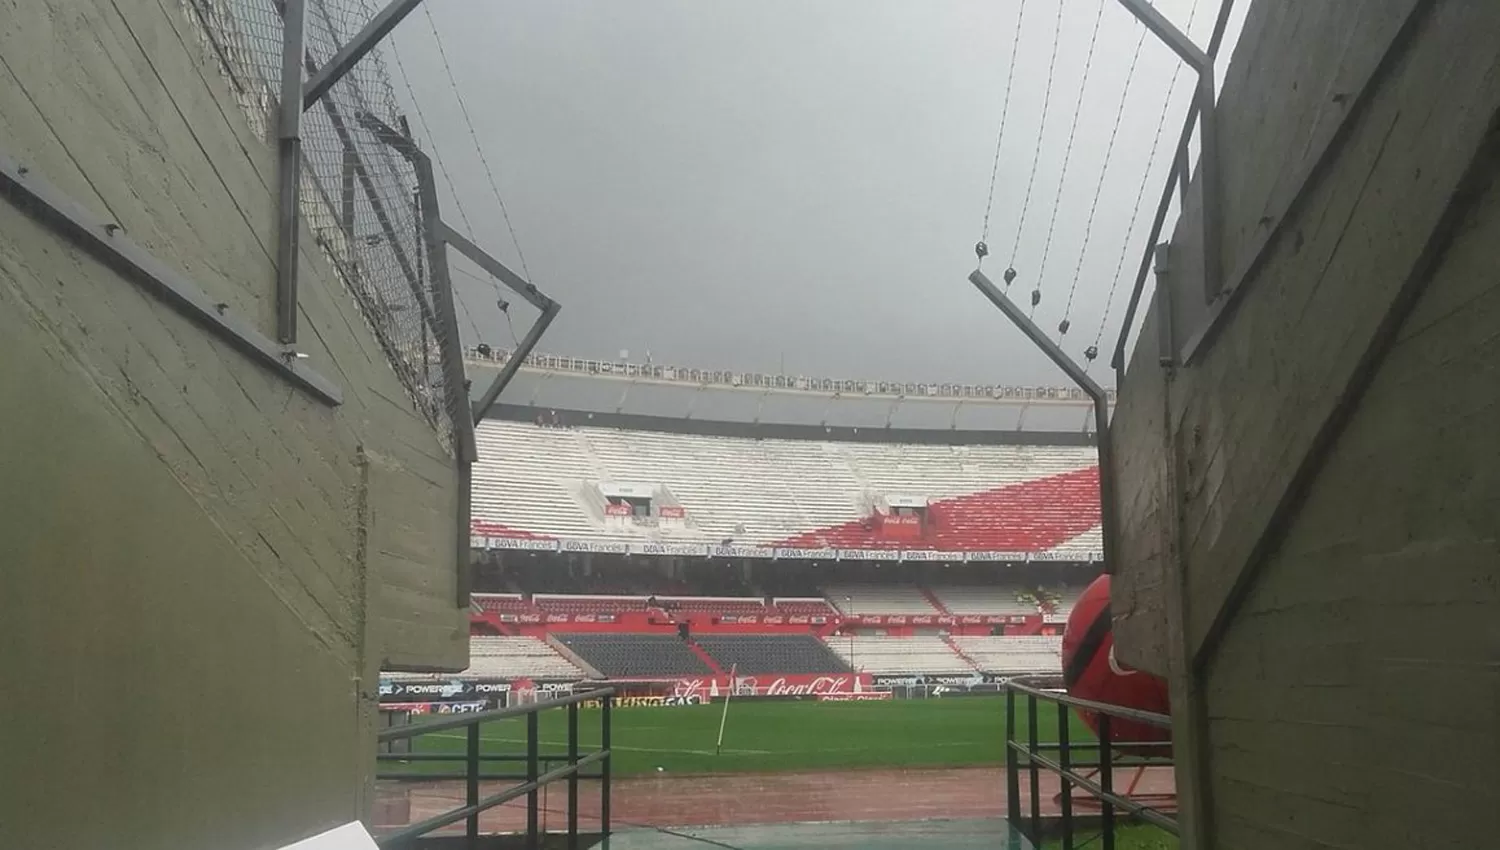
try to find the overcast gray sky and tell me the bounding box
[389,0,1246,387]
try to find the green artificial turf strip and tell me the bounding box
[1040,824,1179,849]
[394,696,1095,778]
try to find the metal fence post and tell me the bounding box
[567,700,580,849]
[1005,686,1021,833]
[601,696,613,838]
[1100,714,1116,850]
[1058,701,1073,850]
[466,722,480,841]
[1027,694,1041,838]
[527,711,540,849]
[275,0,307,343]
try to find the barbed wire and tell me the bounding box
[1090,0,1205,356]
[1029,0,1107,320]
[1005,0,1067,268]
[421,5,534,285]
[1058,24,1149,336]
[976,0,1029,260]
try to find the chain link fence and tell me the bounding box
[183,0,453,449]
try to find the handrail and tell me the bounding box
[376,687,615,849]
[377,750,610,845]
[1003,680,1176,850]
[1004,680,1172,728]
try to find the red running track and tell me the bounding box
[373,766,1175,835]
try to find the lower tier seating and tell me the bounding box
[557,633,714,678]
[950,635,1063,675]
[695,634,851,675]
[823,635,973,675]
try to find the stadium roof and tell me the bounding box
[468,349,1107,433]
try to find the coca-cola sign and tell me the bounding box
[668,672,873,700]
[817,692,893,702]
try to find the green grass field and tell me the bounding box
[402,696,1089,777]
[1041,826,1178,849]
[391,697,1174,848]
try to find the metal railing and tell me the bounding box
[375,687,615,849]
[1004,681,1175,850]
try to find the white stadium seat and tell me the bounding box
[470,420,1100,556]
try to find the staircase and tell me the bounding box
[685,639,726,676]
[920,587,952,615]
[942,634,983,671]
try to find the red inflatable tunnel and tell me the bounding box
[1060,574,1172,757]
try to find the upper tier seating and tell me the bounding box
[695,635,852,675]
[474,593,534,615]
[533,595,650,614]
[659,597,768,615]
[823,635,973,675]
[773,598,839,617]
[930,585,1037,616]
[950,635,1063,675]
[471,420,1100,555]
[825,585,938,616]
[558,633,714,678]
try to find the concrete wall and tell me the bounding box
[1110,0,1500,846]
[0,0,467,847]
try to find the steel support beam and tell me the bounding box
[276,0,308,343]
[0,151,342,405]
[357,111,563,426]
[438,222,556,313]
[970,270,1116,572]
[303,0,425,110]
[471,301,560,421]
[1111,97,1199,379]
[1110,0,1237,377]
[1114,0,1209,71]
[360,111,563,606]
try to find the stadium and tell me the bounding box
[371,350,1167,848]
[7,0,1494,849]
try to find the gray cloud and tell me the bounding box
[392,0,1246,386]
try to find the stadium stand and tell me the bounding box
[824,635,974,675]
[475,592,533,616]
[695,635,852,675]
[1044,585,1084,619]
[558,634,715,678]
[930,585,1034,616]
[826,585,939,616]
[470,419,1100,556]
[772,598,840,617]
[659,596,769,616]
[468,637,585,679]
[950,635,1063,675]
[385,636,582,680]
[534,594,651,614]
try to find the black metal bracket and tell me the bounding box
[1110,0,1239,378]
[0,151,343,405]
[355,112,562,431]
[359,112,561,608]
[303,0,426,109]
[970,270,1118,573]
